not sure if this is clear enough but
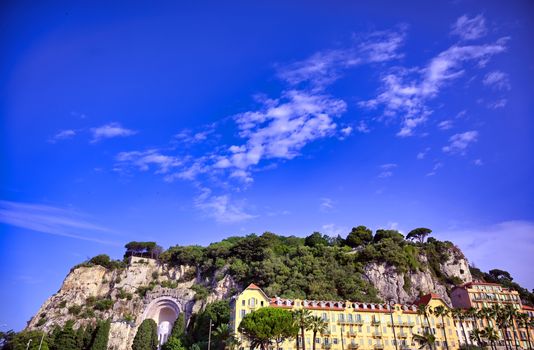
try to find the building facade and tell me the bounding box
[231,284,460,350]
[451,281,534,349]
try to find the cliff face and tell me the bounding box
[363,247,472,305]
[27,257,238,350]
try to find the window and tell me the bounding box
[249,298,255,307]
[242,300,245,306]
[261,301,264,306]
[240,310,246,318]
[333,339,338,345]
[315,339,320,344]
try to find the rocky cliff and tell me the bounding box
[27,257,238,350]
[363,248,472,304]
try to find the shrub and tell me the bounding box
[94,299,114,311]
[191,284,209,301]
[68,305,82,315]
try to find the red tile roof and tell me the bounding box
[414,293,443,306]
[246,283,261,290]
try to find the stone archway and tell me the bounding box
[142,297,182,347]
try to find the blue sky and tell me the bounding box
[1,0,534,331]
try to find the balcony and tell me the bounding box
[372,332,383,337]
[404,321,415,327]
[374,344,384,350]
[397,332,408,338]
[353,319,364,325]
[347,330,357,336]
[348,343,359,349]
[371,319,381,325]
[321,330,332,335]
[322,344,332,349]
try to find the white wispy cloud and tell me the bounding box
[487,98,508,109]
[451,14,487,41]
[437,120,454,130]
[417,147,431,160]
[0,200,119,245]
[193,188,255,223]
[426,162,443,176]
[378,163,397,178]
[115,149,181,175]
[473,159,483,166]
[360,37,507,136]
[211,90,347,181]
[441,220,534,289]
[442,130,478,154]
[91,123,137,143]
[356,120,370,133]
[49,129,76,143]
[278,29,405,90]
[320,197,335,211]
[483,70,511,90]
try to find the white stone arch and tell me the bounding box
[142,297,183,347]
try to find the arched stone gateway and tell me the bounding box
[142,297,183,347]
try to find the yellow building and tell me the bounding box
[451,282,534,349]
[231,284,460,350]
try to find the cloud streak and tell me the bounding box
[0,200,120,245]
[443,130,478,154]
[91,123,137,143]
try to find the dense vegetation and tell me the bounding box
[156,227,464,301]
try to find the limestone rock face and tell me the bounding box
[363,247,472,305]
[27,257,239,350]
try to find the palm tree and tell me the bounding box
[493,304,512,350]
[452,309,470,347]
[517,313,533,350]
[433,306,450,350]
[481,326,499,350]
[309,316,327,350]
[504,305,520,350]
[213,324,239,350]
[466,307,482,345]
[470,329,483,347]
[293,309,312,350]
[413,332,436,350]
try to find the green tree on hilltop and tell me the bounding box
[345,226,373,248]
[406,228,432,243]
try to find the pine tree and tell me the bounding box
[54,321,77,350]
[90,320,111,350]
[133,319,159,350]
[82,323,96,350]
[170,313,185,340]
[75,325,86,349]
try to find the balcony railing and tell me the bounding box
[398,332,408,338]
[372,332,383,337]
[348,343,359,349]
[347,330,357,336]
[371,319,381,325]
[322,343,332,349]
[374,344,384,350]
[321,330,332,335]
